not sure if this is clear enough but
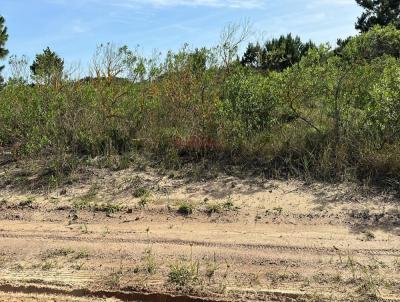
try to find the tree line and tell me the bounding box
[1,1,400,189]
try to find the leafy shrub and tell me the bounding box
[177,201,194,216]
[168,261,199,289]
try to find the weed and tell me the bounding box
[133,187,148,198]
[94,202,122,214]
[345,253,358,280]
[43,248,75,259]
[168,261,199,289]
[138,194,151,208]
[355,265,382,302]
[141,248,157,274]
[84,183,99,199]
[223,196,235,210]
[107,270,123,288]
[205,202,222,215]
[177,201,194,216]
[205,256,219,282]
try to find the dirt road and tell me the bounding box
[0,165,399,301]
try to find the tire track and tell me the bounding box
[0,231,399,256]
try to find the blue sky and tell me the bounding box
[1,0,361,70]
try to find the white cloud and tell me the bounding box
[132,0,264,8]
[46,0,264,9]
[308,0,354,7]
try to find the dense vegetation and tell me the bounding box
[0,15,8,85]
[1,1,400,189]
[356,0,400,32]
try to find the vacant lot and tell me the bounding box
[0,160,399,302]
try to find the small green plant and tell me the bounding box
[168,261,199,289]
[85,183,99,199]
[205,252,219,282]
[223,196,235,210]
[107,270,123,288]
[138,194,151,208]
[177,201,194,216]
[355,265,382,302]
[142,248,157,274]
[346,253,358,280]
[133,187,148,198]
[205,202,222,215]
[94,202,122,214]
[205,260,219,282]
[43,248,74,259]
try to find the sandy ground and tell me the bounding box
[0,162,399,301]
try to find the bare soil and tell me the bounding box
[0,160,399,301]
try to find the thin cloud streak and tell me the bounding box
[46,0,265,9]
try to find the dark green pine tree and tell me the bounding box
[356,0,400,32]
[30,47,64,85]
[264,34,315,72]
[0,15,9,85]
[241,35,315,72]
[241,43,264,69]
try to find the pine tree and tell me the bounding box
[241,34,315,72]
[356,0,400,32]
[0,15,9,84]
[30,47,64,86]
[241,43,264,69]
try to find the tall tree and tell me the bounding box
[241,34,315,72]
[355,0,400,32]
[0,15,9,84]
[30,47,64,86]
[241,43,265,69]
[265,34,315,72]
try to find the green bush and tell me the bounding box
[177,201,194,216]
